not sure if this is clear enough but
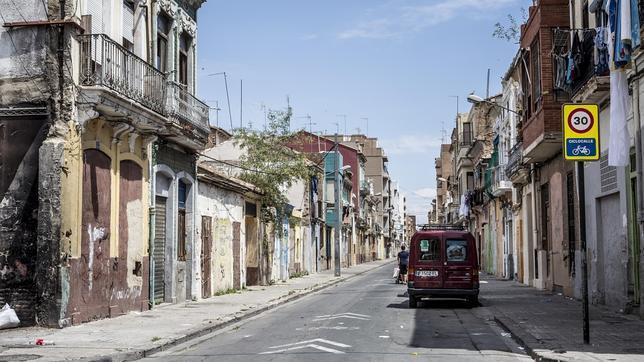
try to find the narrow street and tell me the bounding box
[146,264,528,361]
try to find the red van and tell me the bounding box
[407,225,479,308]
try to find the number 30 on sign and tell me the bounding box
[562,104,600,161]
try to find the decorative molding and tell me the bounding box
[178,10,197,37]
[129,132,140,153]
[76,106,100,131]
[158,0,178,17]
[112,123,132,145]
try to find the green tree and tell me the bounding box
[492,8,527,43]
[233,107,311,223]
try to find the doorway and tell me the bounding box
[153,196,167,304]
[201,216,212,299]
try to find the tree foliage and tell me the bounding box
[233,107,311,222]
[492,9,527,43]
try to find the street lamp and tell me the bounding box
[207,72,234,129]
[467,93,522,116]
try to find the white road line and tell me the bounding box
[268,338,351,349]
[260,344,345,355]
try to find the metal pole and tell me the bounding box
[334,133,341,277]
[577,161,590,344]
[632,77,644,319]
[486,68,490,99]
[223,73,233,129]
[240,79,243,129]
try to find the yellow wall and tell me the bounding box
[61,119,150,259]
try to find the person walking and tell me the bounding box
[397,245,410,284]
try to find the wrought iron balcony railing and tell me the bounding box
[166,82,210,132]
[505,142,524,178]
[79,34,167,115]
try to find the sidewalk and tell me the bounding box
[481,275,644,362]
[0,259,391,362]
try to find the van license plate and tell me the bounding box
[416,270,438,277]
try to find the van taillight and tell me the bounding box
[408,267,415,281]
[473,267,479,287]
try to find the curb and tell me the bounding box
[481,298,568,362]
[492,315,561,362]
[84,260,393,362]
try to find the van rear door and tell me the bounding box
[443,234,475,289]
[411,235,443,289]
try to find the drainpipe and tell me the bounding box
[193,156,199,295]
[633,70,644,319]
[147,138,157,308]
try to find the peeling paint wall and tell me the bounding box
[196,180,245,296]
[64,120,150,324]
[0,0,52,326]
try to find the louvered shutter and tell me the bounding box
[122,2,134,43]
[86,0,103,34]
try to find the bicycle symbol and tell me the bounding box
[571,145,591,156]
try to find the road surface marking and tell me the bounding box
[259,338,352,355]
[313,312,371,321]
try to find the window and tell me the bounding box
[530,37,541,110]
[461,122,472,145]
[418,239,440,261]
[466,172,474,191]
[446,239,468,262]
[157,13,171,72]
[521,51,532,119]
[122,0,134,49]
[179,33,192,86]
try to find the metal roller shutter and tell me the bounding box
[153,196,167,304]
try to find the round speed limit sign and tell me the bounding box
[567,108,594,134]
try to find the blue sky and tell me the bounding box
[196,0,530,223]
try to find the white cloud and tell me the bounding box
[380,134,441,155]
[339,0,517,39]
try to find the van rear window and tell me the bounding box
[446,239,468,262]
[418,239,440,261]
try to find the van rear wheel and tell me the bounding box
[468,295,479,307]
[409,296,418,308]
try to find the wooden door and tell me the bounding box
[201,216,212,298]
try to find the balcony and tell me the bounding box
[505,142,530,185]
[79,34,167,115]
[79,34,211,149]
[166,82,210,132]
[492,166,512,197]
[553,29,609,104]
[360,180,370,196]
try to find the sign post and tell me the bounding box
[563,104,599,345]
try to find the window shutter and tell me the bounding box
[122,2,134,43]
[86,0,103,35]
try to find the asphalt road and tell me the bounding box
[146,263,530,361]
